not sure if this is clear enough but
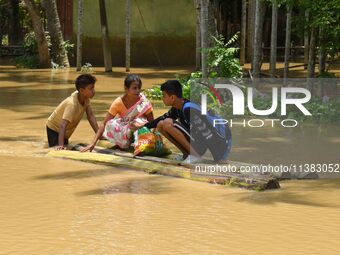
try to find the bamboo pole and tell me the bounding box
[47,144,280,191]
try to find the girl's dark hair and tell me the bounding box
[124,74,142,89]
[160,80,182,98]
[75,74,96,91]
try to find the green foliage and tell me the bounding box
[206,33,243,78]
[143,76,191,101]
[317,72,335,78]
[14,31,73,69]
[63,40,74,56]
[296,0,340,69]
[144,33,242,112]
[144,85,162,100]
[1,35,8,46]
[81,63,93,73]
[14,31,41,68]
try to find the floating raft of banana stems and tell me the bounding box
[47,141,280,191]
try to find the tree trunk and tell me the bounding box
[207,0,217,47]
[246,0,254,62]
[195,0,201,70]
[304,10,309,70]
[269,0,278,77]
[76,0,83,71]
[99,0,112,72]
[125,0,131,72]
[252,0,264,78]
[42,0,70,67]
[318,26,326,74]
[23,0,51,68]
[200,0,208,78]
[8,0,20,45]
[307,27,317,78]
[0,9,5,53]
[284,5,292,78]
[240,0,247,65]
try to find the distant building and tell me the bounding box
[57,0,196,66]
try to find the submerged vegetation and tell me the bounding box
[144,33,242,103]
[13,31,74,69]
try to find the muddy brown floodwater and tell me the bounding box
[0,66,340,255]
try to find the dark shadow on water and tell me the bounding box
[97,68,193,79]
[20,112,53,120]
[0,86,118,113]
[0,135,40,142]
[33,167,129,180]
[0,71,74,85]
[228,179,340,208]
[76,176,172,196]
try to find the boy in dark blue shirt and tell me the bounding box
[145,80,231,164]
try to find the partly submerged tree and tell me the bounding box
[76,0,83,71]
[125,0,131,72]
[41,0,69,67]
[0,0,9,50]
[22,0,51,68]
[284,2,293,78]
[99,0,112,72]
[8,0,21,45]
[299,0,340,77]
[240,0,247,66]
[200,0,208,78]
[252,0,265,77]
[269,0,278,77]
[194,0,201,70]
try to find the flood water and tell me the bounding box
[1,66,340,254]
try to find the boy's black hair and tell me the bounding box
[160,80,182,98]
[124,74,142,89]
[75,74,97,91]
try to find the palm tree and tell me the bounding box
[304,10,309,70]
[200,0,208,78]
[76,0,83,71]
[270,0,278,77]
[99,0,112,72]
[8,0,20,45]
[23,0,51,68]
[252,0,264,77]
[194,0,201,70]
[307,27,317,78]
[240,0,247,66]
[42,0,70,67]
[246,0,254,62]
[284,4,292,78]
[318,27,326,74]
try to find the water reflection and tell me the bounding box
[1,67,340,254]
